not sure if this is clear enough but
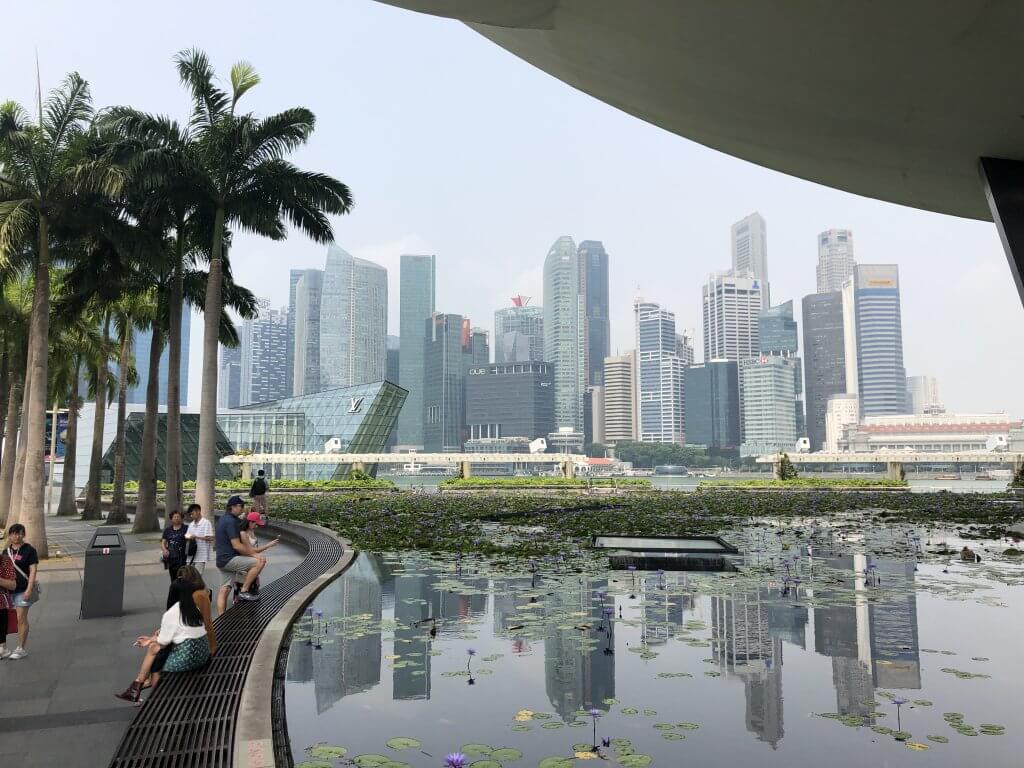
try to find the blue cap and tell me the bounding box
[226,495,245,510]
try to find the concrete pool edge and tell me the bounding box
[234,522,356,768]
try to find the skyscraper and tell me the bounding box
[578,240,610,385]
[845,265,907,416]
[397,254,436,449]
[240,298,290,405]
[602,352,636,445]
[543,236,584,431]
[906,375,942,414]
[731,213,769,307]
[802,292,848,451]
[634,299,685,444]
[292,269,324,396]
[385,335,401,450]
[685,361,741,452]
[816,229,856,293]
[126,305,191,406]
[465,361,555,441]
[739,356,797,456]
[422,313,478,451]
[494,296,544,363]
[217,328,242,410]
[319,245,388,390]
[759,300,805,437]
[702,271,763,362]
[286,269,305,400]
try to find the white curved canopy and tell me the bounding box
[379,0,1024,221]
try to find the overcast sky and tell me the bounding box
[4,1,1022,416]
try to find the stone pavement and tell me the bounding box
[0,515,303,768]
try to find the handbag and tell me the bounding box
[8,554,41,604]
[6,609,17,634]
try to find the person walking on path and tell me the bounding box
[215,496,265,613]
[0,546,18,659]
[115,576,216,703]
[161,510,188,583]
[184,504,214,573]
[5,524,38,659]
[249,469,269,515]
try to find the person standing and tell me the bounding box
[0,546,17,659]
[184,504,214,573]
[215,496,265,613]
[161,510,188,583]
[5,524,38,660]
[249,469,269,515]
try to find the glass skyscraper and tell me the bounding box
[126,305,191,406]
[579,240,610,385]
[422,313,468,451]
[685,360,740,452]
[759,300,805,438]
[702,271,763,362]
[543,236,584,431]
[397,254,436,449]
[848,265,907,417]
[802,292,848,451]
[320,245,388,391]
[240,298,290,405]
[731,213,770,308]
[494,298,544,363]
[292,268,324,396]
[218,331,242,410]
[816,229,856,293]
[739,355,797,456]
[634,299,685,444]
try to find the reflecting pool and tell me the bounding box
[286,521,1024,767]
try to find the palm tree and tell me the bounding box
[106,296,143,525]
[0,271,32,524]
[82,311,112,520]
[173,50,353,517]
[0,74,119,556]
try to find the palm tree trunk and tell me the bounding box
[17,214,51,558]
[0,351,8,471]
[83,316,111,520]
[0,369,23,526]
[106,329,131,525]
[165,231,184,519]
[133,327,163,533]
[57,358,81,516]
[9,336,34,528]
[195,206,225,521]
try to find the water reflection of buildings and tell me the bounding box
[392,572,436,700]
[286,553,383,712]
[544,578,615,721]
[642,576,689,645]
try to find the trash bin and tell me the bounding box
[80,526,126,619]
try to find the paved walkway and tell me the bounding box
[0,515,303,768]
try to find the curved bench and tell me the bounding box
[108,518,352,768]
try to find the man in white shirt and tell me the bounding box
[184,504,214,572]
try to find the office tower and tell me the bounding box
[825,393,860,451]
[422,313,467,451]
[739,356,797,456]
[802,292,847,451]
[465,361,555,441]
[844,265,907,416]
[286,269,305,400]
[731,213,770,307]
[240,298,289,405]
[685,361,741,452]
[397,254,436,449]
[602,352,636,445]
[494,296,544,363]
[127,305,191,406]
[759,300,805,437]
[578,240,610,384]
[816,229,856,293]
[702,272,763,362]
[384,336,400,450]
[906,375,942,414]
[543,236,584,431]
[634,299,685,444]
[466,323,490,366]
[589,386,606,446]
[319,245,388,391]
[292,269,324,396]
[217,328,242,409]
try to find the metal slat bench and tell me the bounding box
[108,519,344,768]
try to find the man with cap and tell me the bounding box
[215,496,266,613]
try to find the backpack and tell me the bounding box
[249,477,267,497]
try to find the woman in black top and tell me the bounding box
[160,510,188,583]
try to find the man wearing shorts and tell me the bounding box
[184,503,214,573]
[215,496,264,613]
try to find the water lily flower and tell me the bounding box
[589,708,602,718]
[444,753,468,768]
[466,648,477,656]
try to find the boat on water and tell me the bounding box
[934,473,960,480]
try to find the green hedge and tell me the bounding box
[698,477,908,489]
[439,476,652,489]
[101,477,395,491]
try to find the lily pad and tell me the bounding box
[617,755,653,767]
[461,744,493,756]
[927,735,949,744]
[297,762,332,768]
[353,755,397,767]
[510,725,531,732]
[906,742,929,751]
[541,722,564,730]
[489,747,523,762]
[470,762,502,768]
[621,707,639,715]
[538,758,573,768]
[306,744,348,759]
[385,738,420,751]
[676,722,700,730]
[662,732,685,741]
[892,731,912,741]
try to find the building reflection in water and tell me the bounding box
[544,578,615,721]
[286,552,383,713]
[392,570,436,700]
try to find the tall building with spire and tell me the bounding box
[543,236,585,431]
[494,296,544,363]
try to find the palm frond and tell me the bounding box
[175,49,229,130]
[229,62,260,109]
[0,198,37,265]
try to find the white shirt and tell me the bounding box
[156,603,207,646]
[185,518,213,563]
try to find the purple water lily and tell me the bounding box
[444,753,468,768]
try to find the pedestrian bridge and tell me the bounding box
[220,452,587,478]
[755,451,1024,479]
